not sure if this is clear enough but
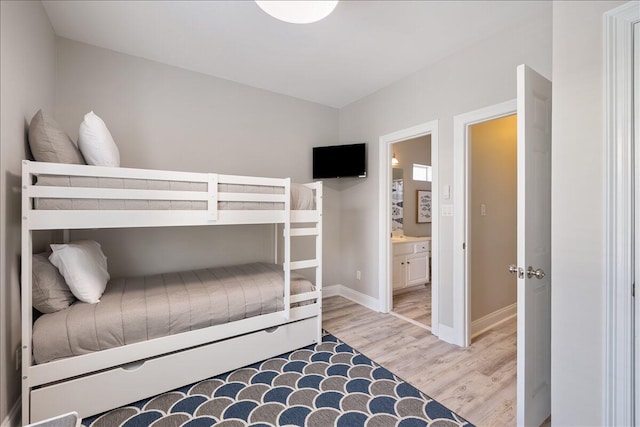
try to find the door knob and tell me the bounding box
[527,266,545,279]
[508,264,524,279]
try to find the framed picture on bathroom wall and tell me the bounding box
[417,190,432,223]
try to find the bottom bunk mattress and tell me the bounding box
[32,262,314,364]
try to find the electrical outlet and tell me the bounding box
[356,270,361,280]
[15,347,21,371]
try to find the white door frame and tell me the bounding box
[635,18,640,423]
[379,120,439,335]
[452,99,516,347]
[604,2,640,425]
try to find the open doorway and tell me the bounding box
[467,114,517,340]
[453,99,517,347]
[390,135,433,329]
[378,120,439,336]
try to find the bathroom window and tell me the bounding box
[413,163,432,182]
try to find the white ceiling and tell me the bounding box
[42,1,551,108]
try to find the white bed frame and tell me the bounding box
[20,160,323,424]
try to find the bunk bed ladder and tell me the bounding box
[283,179,291,321]
[287,182,323,343]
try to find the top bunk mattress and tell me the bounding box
[33,175,314,210]
[32,262,314,364]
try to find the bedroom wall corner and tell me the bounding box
[0,0,57,423]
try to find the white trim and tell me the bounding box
[452,99,517,347]
[470,303,517,338]
[604,3,640,426]
[634,18,639,424]
[379,121,439,337]
[1,398,20,427]
[322,284,341,298]
[340,286,380,312]
[324,284,380,312]
[436,324,456,345]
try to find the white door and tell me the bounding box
[516,64,552,426]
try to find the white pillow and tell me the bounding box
[49,240,110,304]
[78,111,120,167]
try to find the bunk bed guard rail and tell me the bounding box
[22,160,293,229]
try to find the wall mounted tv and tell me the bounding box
[313,143,367,179]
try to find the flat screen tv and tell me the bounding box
[313,143,366,179]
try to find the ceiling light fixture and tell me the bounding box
[255,1,338,24]
[392,153,399,166]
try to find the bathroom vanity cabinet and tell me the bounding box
[392,237,430,290]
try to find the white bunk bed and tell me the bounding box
[21,160,323,424]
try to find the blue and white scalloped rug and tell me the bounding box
[83,334,474,427]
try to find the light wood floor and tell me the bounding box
[392,284,431,327]
[323,296,517,427]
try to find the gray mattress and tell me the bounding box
[32,263,314,364]
[34,175,314,210]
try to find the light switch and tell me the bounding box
[480,204,486,216]
[442,204,453,216]
[443,185,451,200]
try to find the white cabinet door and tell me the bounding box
[406,253,428,286]
[392,256,406,289]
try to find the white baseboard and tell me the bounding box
[322,285,341,298]
[2,397,20,427]
[471,302,517,338]
[322,284,380,312]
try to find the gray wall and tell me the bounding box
[551,1,626,424]
[469,115,517,322]
[392,135,432,237]
[337,10,552,324]
[54,39,340,283]
[0,1,57,422]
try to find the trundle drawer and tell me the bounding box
[30,316,319,422]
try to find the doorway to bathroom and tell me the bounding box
[390,135,433,329]
[378,120,438,335]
